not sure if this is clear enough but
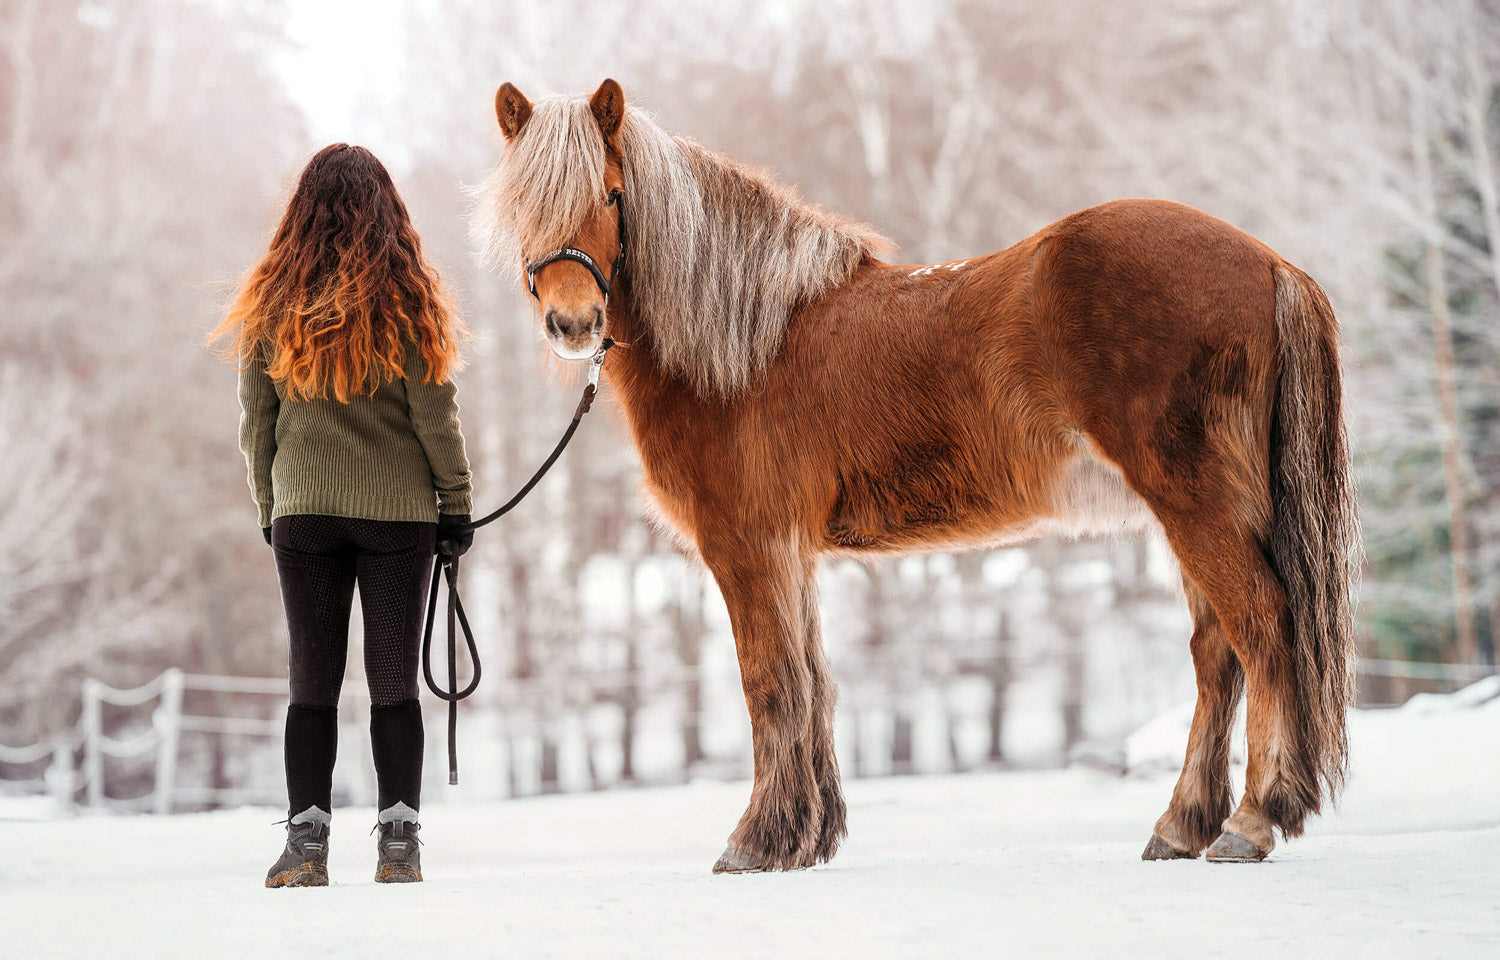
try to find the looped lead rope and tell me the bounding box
[421,338,618,784]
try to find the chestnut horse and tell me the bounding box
[474,79,1358,871]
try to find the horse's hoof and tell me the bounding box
[1205,831,1268,863]
[712,845,765,874]
[1141,834,1196,860]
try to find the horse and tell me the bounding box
[473,78,1359,872]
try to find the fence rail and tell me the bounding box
[3,657,1494,815]
[1355,659,1496,681]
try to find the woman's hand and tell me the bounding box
[437,513,472,558]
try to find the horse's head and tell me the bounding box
[494,79,626,361]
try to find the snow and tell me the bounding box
[1126,675,1500,835]
[4,683,1498,959]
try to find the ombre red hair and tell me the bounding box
[213,144,467,402]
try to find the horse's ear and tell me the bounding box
[589,78,625,143]
[495,82,533,141]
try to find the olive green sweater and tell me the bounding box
[237,345,472,527]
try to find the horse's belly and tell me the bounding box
[825,439,1159,555]
[1035,443,1159,539]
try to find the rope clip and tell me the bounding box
[588,337,615,388]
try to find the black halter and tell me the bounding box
[525,189,627,299]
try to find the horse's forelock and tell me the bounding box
[471,95,607,271]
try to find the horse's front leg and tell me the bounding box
[702,534,836,873]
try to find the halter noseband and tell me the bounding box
[525,189,627,300]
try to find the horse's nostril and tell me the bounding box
[544,307,603,341]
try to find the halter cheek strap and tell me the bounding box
[525,190,627,300]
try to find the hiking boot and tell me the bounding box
[374,806,422,883]
[265,807,331,888]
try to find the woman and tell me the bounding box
[213,144,473,887]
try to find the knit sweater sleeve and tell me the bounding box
[237,351,280,528]
[404,348,473,515]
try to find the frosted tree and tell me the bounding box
[0,0,306,741]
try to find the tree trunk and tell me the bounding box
[539,736,559,794]
[620,554,639,783]
[1412,81,1481,666]
[674,576,705,773]
[987,615,1012,764]
[1037,540,1087,755]
[890,710,913,774]
[1460,8,1500,667]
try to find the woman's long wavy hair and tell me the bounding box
[213,144,466,402]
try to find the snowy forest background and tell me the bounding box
[2,0,1499,809]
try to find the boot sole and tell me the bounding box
[266,862,329,888]
[375,862,422,883]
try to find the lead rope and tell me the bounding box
[421,339,616,784]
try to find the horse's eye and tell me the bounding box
[605,191,619,207]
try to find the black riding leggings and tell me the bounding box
[271,515,436,817]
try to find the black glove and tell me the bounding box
[436,513,473,559]
[263,526,272,546]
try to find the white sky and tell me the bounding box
[273,0,406,143]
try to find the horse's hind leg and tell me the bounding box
[1143,581,1244,859]
[702,536,828,873]
[1155,515,1308,861]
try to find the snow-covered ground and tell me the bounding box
[4,682,1497,959]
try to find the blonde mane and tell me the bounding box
[473,96,892,395]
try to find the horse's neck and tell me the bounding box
[602,292,679,410]
[601,290,717,429]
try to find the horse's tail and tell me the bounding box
[1267,263,1360,829]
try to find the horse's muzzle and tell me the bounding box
[544,304,604,360]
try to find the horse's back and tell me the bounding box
[1020,198,1282,351]
[723,198,1293,554]
[954,198,1283,407]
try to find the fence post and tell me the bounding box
[81,679,103,809]
[154,669,184,815]
[46,742,75,814]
